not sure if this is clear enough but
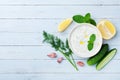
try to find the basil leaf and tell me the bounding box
[73,15,84,23]
[88,43,93,51]
[85,13,91,22]
[90,34,96,42]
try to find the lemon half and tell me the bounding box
[97,20,116,40]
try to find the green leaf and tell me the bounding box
[85,13,91,22]
[73,15,84,23]
[90,34,96,42]
[88,43,93,51]
[73,13,96,27]
[87,34,96,51]
[88,40,93,44]
[90,19,96,26]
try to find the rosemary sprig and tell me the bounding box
[43,31,78,71]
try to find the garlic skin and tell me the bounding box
[57,57,64,63]
[47,53,57,58]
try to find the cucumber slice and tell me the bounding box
[87,44,109,65]
[96,48,117,71]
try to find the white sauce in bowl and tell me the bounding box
[68,23,102,58]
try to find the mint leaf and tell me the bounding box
[87,34,96,51]
[85,13,91,22]
[72,13,96,26]
[90,19,96,26]
[90,34,96,42]
[88,40,93,44]
[73,15,84,23]
[88,43,93,51]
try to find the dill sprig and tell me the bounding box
[43,31,78,71]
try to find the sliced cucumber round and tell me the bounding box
[96,48,117,71]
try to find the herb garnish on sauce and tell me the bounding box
[88,34,96,51]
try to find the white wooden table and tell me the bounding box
[0,0,120,79]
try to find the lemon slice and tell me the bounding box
[58,18,73,32]
[97,20,116,40]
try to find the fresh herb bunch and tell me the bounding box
[43,31,78,71]
[73,13,96,26]
[88,34,96,51]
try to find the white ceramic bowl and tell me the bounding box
[68,23,102,58]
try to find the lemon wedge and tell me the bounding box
[58,18,73,32]
[97,20,116,40]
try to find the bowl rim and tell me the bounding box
[68,23,103,58]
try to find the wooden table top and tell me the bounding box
[0,0,119,79]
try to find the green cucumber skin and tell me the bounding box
[96,48,117,71]
[87,44,109,65]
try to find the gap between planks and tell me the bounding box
[0,4,119,6]
[0,59,118,61]
[0,18,119,20]
[0,72,120,74]
[0,44,119,46]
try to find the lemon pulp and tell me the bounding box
[97,20,116,40]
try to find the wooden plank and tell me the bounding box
[0,19,62,33]
[0,19,119,33]
[0,60,118,73]
[0,46,57,60]
[0,32,119,46]
[0,6,119,18]
[0,33,41,45]
[0,74,119,80]
[0,45,119,60]
[27,74,120,80]
[0,19,119,45]
[0,0,119,5]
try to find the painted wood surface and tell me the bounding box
[0,0,119,80]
